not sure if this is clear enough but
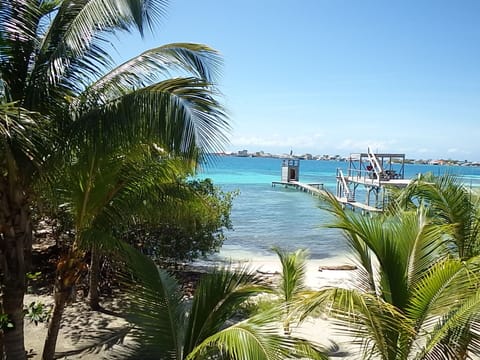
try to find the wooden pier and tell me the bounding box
[272,149,413,214]
[272,180,381,213]
[272,181,325,195]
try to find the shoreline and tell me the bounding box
[198,248,357,291]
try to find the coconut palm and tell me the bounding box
[0,0,228,358]
[272,246,308,335]
[41,143,222,359]
[301,192,480,359]
[123,258,328,360]
[0,101,47,358]
[397,173,480,260]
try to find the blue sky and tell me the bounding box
[114,0,480,160]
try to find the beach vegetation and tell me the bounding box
[0,100,46,358]
[44,108,224,356]
[396,173,480,260]
[40,151,231,358]
[271,246,308,335]
[0,0,229,358]
[0,313,14,331]
[24,301,51,326]
[123,257,328,360]
[123,178,237,264]
[301,184,480,359]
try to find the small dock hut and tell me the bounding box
[336,148,411,212]
[281,159,299,182]
[272,159,324,195]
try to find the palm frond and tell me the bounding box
[124,265,278,359]
[70,77,229,159]
[0,1,44,101]
[422,322,479,360]
[400,174,479,259]
[272,246,308,302]
[297,288,337,321]
[0,102,48,183]
[122,261,186,359]
[319,191,378,293]
[186,308,328,360]
[52,144,198,241]
[407,257,480,329]
[87,43,223,101]
[306,288,413,360]
[404,213,452,291]
[420,287,480,359]
[25,0,167,109]
[323,198,406,305]
[183,267,271,355]
[322,191,452,312]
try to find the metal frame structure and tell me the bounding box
[336,149,410,212]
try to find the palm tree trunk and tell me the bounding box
[2,282,26,359]
[0,180,32,360]
[88,246,101,311]
[42,252,85,360]
[0,331,4,360]
[41,289,69,360]
[283,304,291,336]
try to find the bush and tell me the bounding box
[124,178,238,263]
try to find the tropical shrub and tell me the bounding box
[123,178,238,263]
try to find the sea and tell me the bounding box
[195,156,480,263]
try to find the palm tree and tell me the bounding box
[41,145,205,359]
[397,174,480,260]
[272,246,308,335]
[123,257,328,360]
[0,101,47,358]
[301,192,480,359]
[0,1,229,358]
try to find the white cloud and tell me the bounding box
[227,133,479,161]
[230,133,327,151]
[334,139,399,153]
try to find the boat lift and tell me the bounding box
[336,148,411,212]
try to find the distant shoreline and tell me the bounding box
[212,152,480,167]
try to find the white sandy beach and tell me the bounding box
[24,256,360,359]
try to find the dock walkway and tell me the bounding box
[272,180,382,213]
[272,181,326,196]
[335,196,382,213]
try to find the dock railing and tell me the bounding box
[337,169,355,201]
[367,147,383,178]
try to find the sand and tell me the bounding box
[23,257,360,359]
[24,293,131,359]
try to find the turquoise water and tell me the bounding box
[197,157,480,261]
